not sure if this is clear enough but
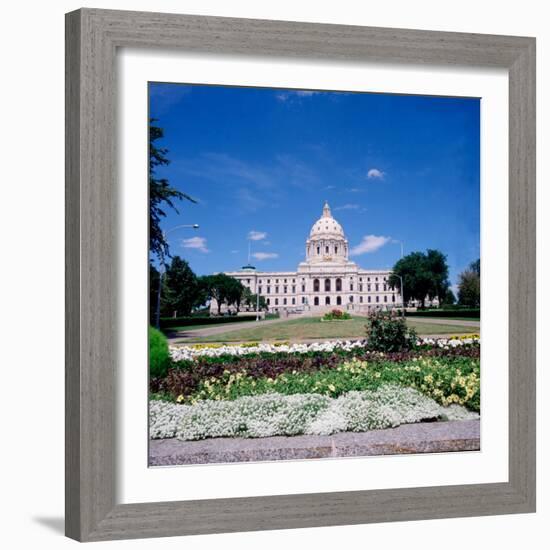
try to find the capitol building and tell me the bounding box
[214,202,404,315]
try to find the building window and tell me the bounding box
[292,285,296,293]
[349,295,354,302]
[267,286,271,294]
[284,286,287,293]
[275,298,279,305]
[259,279,262,284]
[283,298,287,305]
[302,297,306,304]
[375,283,379,291]
[367,277,371,282]
[314,279,320,292]
[376,296,380,303]
[324,278,331,291]
[359,284,363,292]
[267,298,270,305]
[317,246,320,254]
[336,296,342,305]
[336,278,342,292]
[350,283,354,291]
[284,279,287,283]
[267,279,270,284]
[335,246,338,254]
[258,286,262,294]
[292,279,295,283]
[384,295,387,303]
[392,295,395,303]
[314,297,319,306]
[276,279,279,283]
[301,284,306,292]
[325,296,331,305]
[383,284,387,291]
[368,296,371,303]
[360,296,363,303]
[376,277,379,282]
[275,286,279,293]
[292,298,295,305]
[325,246,329,253]
[368,284,371,292]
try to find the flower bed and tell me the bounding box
[150,384,479,441]
[153,354,480,412]
[168,336,479,361]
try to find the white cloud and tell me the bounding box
[367,168,385,180]
[335,203,360,211]
[182,236,209,253]
[252,252,279,261]
[350,235,391,256]
[248,230,267,241]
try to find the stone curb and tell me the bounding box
[149,419,480,466]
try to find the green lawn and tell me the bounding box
[181,316,477,343]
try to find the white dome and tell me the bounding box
[309,202,345,239]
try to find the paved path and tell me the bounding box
[149,419,480,466]
[168,315,479,345]
[168,317,292,344]
[407,317,480,328]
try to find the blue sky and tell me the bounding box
[150,82,480,291]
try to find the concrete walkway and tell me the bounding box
[149,419,480,466]
[407,317,480,328]
[168,317,293,344]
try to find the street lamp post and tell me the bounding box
[393,240,405,317]
[155,224,199,329]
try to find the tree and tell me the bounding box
[458,259,480,307]
[200,274,244,315]
[163,256,201,316]
[441,288,457,307]
[149,262,173,321]
[389,249,450,307]
[241,287,268,312]
[149,120,195,260]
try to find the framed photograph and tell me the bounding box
[65,8,536,542]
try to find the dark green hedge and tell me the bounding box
[160,315,259,329]
[406,309,480,319]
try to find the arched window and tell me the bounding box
[336,296,342,305]
[314,297,319,306]
[325,296,331,305]
[313,279,320,292]
[349,295,354,303]
[335,246,338,254]
[336,278,342,292]
[324,278,331,291]
[316,246,320,255]
[325,246,329,253]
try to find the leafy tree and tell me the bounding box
[200,274,244,315]
[458,265,480,307]
[469,259,481,277]
[149,120,195,260]
[164,256,202,316]
[389,249,450,307]
[441,288,457,307]
[149,262,173,321]
[241,287,268,311]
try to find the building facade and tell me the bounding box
[212,202,406,315]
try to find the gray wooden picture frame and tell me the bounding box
[65,8,536,542]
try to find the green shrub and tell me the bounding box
[365,310,417,352]
[149,326,170,378]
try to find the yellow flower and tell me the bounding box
[176,394,184,403]
[328,384,336,392]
